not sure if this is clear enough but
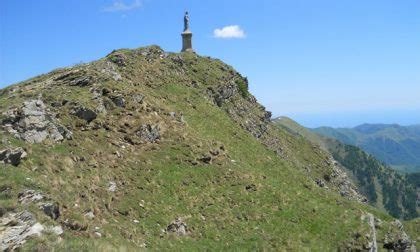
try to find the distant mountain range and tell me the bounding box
[274,117,419,220]
[312,123,420,173]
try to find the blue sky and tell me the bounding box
[1,0,419,127]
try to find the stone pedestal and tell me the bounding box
[181,31,193,52]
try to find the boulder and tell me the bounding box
[0,147,27,166]
[110,95,126,108]
[73,107,97,123]
[48,226,63,235]
[39,202,60,220]
[137,124,160,143]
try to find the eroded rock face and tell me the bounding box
[0,147,27,166]
[2,100,72,143]
[0,211,43,251]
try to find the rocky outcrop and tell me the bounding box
[328,159,367,202]
[101,61,123,81]
[0,210,63,251]
[383,220,413,251]
[0,211,44,251]
[53,69,94,87]
[2,100,72,143]
[0,147,27,166]
[18,190,44,204]
[107,51,128,67]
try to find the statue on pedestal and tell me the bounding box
[181,11,194,52]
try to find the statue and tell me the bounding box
[181,11,193,52]
[184,11,190,32]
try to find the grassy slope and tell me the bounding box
[0,47,410,250]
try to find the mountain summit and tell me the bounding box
[0,46,416,250]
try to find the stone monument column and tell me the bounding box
[181,12,194,52]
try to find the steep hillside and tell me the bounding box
[313,124,420,173]
[0,46,416,250]
[274,117,419,220]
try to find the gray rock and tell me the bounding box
[132,94,145,104]
[315,179,325,188]
[108,181,117,192]
[199,155,212,164]
[107,51,128,67]
[166,218,187,236]
[54,70,94,86]
[111,96,126,108]
[101,61,122,81]
[137,124,160,143]
[18,190,44,204]
[48,225,63,235]
[39,202,60,220]
[74,107,97,123]
[84,211,95,220]
[0,211,44,251]
[0,147,27,166]
[2,100,71,143]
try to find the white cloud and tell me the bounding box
[213,25,246,39]
[102,0,142,12]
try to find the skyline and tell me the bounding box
[1,0,419,127]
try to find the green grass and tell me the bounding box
[0,46,412,250]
